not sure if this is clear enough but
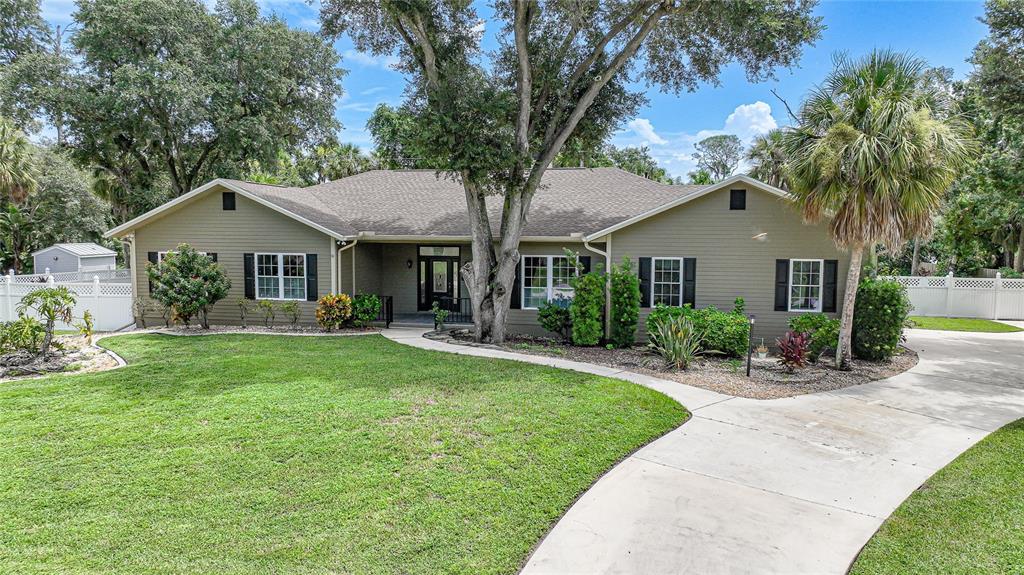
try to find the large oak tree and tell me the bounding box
[321,0,822,343]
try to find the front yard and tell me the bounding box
[851,418,1024,574]
[908,316,1023,333]
[0,333,687,574]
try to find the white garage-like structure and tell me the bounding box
[31,243,117,274]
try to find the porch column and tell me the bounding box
[329,237,337,294]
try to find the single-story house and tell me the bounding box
[31,242,117,274]
[104,168,850,342]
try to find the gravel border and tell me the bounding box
[438,329,919,400]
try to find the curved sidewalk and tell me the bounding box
[382,327,1024,574]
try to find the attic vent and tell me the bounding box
[729,189,746,210]
[222,191,236,211]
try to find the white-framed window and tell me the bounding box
[522,255,577,309]
[652,257,683,306]
[256,253,306,300]
[789,259,823,312]
[157,250,206,264]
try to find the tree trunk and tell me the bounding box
[910,238,921,275]
[200,308,210,329]
[1016,227,1024,272]
[39,319,55,357]
[835,246,864,371]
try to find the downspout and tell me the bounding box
[583,234,612,340]
[338,237,359,294]
[124,234,139,326]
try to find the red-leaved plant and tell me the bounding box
[776,331,810,373]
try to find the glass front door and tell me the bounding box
[418,248,460,311]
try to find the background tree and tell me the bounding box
[62,0,343,211]
[29,146,110,253]
[366,104,436,170]
[783,50,974,369]
[693,134,742,181]
[554,143,669,182]
[747,129,789,189]
[687,169,713,185]
[321,0,822,343]
[297,142,374,183]
[0,117,36,204]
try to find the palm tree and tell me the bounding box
[0,117,37,204]
[783,50,975,369]
[747,129,789,190]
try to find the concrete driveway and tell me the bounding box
[517,327,1024,574]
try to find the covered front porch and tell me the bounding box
[336,241,474,326]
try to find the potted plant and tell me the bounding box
[755,338,769,359]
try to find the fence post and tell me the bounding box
[93,275,101,302]
[993,272,1002,320]
[47,276,55,289]
[945,272,955,318]
[4,273,10,321]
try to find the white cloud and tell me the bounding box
[627,118,668,145]
[343,49,399,69]
[724,101,777,141]
[361,86,389,96]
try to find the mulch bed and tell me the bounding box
[143,325,380,336]
[445,330,918,400]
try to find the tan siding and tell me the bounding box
[609,186,850,344]
[338,242,383,296]
[133,188,332,327]
[507,242,606,337]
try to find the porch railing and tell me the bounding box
[375,295,394,328]
[435,296,472,327]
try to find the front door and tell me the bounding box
[418,253,460,311]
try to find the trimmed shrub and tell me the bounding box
[776,331,810,372]
[732,297,746,315]
[997,266,1023,279]
[146,244,230,328]
[853,277,913,361]
[316,293,352,331]
[609,258,641,348]
[538,296,572,341]
[788,313,840,361]
[645,303,749,358]
[279,301,300,326]
[694,305,750,358]
[648,313,702,370]
[570,270,605,346]
[352,294,382,327]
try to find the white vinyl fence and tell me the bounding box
[0,274,134,331]
[889,273,1024,320]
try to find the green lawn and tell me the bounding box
[908,316,1023,333]
[851,418,1024,575]
[0,333,686,575]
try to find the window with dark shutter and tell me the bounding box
[730,189,746,210]
[638,257,652,308]
[509,259,522,309]
[222,192,236,210]
[823,260,838,313]
[774,259,790,311]
[683,258,696,307]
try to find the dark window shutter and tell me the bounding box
[579,256,591,274]
[243,253,255,300]
[730,189,746,210]
[147,251,158,294]
[683,258,696,307]
[208,253,217,263]
[305,254,318,301]
[509,258,522,309]
[823,259,838,313]
[774,259,790,311]
[638,257,652,308]
[222,192,236,210]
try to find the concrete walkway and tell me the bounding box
[382,327,1024,574]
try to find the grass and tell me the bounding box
[0,333,686,575]
[851,418,1024,575]
[908,316,1023,333]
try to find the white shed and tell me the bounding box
[31,243,118,274]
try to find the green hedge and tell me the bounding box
[853,277,912,361]
[645,303,750,358]
[570,271,605,346]
[609,259,640,348]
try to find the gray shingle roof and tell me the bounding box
[229,168,705,238]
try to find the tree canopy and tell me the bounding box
[62,0,344,201]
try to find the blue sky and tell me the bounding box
[41,0,988,178]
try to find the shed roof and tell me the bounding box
[32,243,117,257]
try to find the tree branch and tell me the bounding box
[513,0,534,162]
[771,88,799,123]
